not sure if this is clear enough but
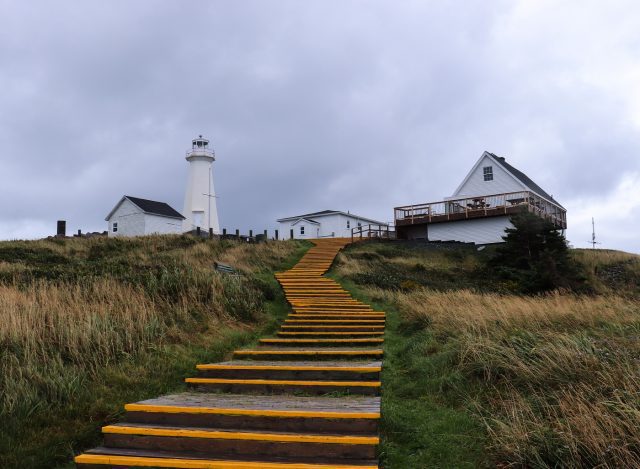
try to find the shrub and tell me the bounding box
[490,212,582,293]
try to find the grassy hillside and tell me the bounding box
[330,241,640,468]
[0,235,309,468]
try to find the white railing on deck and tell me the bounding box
[394,191,566,228]
[351,224,396,241]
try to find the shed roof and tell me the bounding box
[105,196,185,221]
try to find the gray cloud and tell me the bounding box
[1,0,639,251]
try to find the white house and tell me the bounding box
[277,210,388,239]
[394,151,567,244]
[105,196,185,237]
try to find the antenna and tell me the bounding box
[588,217,600,249]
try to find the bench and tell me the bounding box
[214,262,238,275]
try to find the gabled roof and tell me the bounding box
[488,153,561,206]
[277,210,339,221]
[291,217,320,226]
[453,151,564,209]
[277,210,387,225]
[105,196,185,221]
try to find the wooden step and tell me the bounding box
[281,325,385,332]
[76,450,377,468]
[195,361,381,381]
[284,320,385,325]
[285,318,384,323]
[289,307,374,312]
[123,394,380,435]
[233,349,384,361]
[289,301,365,305]
[288,305,369,310]
[277,332,384,338]
[259,338,384,347]
[100,424,378,460]
[291,309,377,313]
[186,378,381,396]
[289,314,377,318]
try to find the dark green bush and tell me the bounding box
[488,213,583,293]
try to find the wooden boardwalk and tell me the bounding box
[75,238,383,468]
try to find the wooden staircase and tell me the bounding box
[75,238,383,468]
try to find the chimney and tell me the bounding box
[57,220,66,237]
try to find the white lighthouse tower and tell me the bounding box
[182,135,220,234]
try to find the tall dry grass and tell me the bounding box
[0,236,300,418]
[378,286,640,467]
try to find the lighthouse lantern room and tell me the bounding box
[182,135,221,234]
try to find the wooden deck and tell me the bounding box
[75,238,383,468]
[394,190,567,230]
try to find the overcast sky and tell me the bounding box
[1,1,639,252]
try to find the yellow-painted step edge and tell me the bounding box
[74,454,378,469]
[185,378,381,387]
[102,425,379,445]
[234,350,383,356]
[281,325,385,329]
[278,331,384,336]
[124,403,380,419]
[260,339,384,344]
[196,364,381,372]
[284,320,385,323]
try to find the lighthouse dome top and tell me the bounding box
[192,135,209,148]
[186,134,215,160]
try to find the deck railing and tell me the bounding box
[394,191,567,229]
[351,224,396,242]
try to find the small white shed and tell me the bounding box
[105,196,185,237]
[277,210,388,239]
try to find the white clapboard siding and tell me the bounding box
[144,214,184,235]
[428,217,513,244]
[107,198,184,237]
[108,198,145,237]
[453,153,525,198]
[278,212,387,239]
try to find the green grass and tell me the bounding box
[0,236,311,469]
[329,240,640,468]
[326,274,488,468]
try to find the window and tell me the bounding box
[483,166,493,181]
[112,222,118,233]
[357,222,362,228]
[300,226,305,235]
[347,220,350,229]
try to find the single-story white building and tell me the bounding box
[277,210,388,239]
[105,196,185,237]
[395,151,567,244]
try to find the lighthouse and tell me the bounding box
[182,135,220,234]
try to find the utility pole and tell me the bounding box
[589,217,600,249]
[202,167,219,230]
